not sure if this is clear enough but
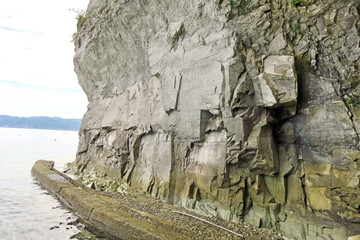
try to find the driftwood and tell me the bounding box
[172,210,245,239]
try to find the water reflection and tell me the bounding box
[0,128,109,240]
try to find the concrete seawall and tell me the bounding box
[31,160,194,240]
[31,160,360,240]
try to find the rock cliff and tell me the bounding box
[73,0,360,239]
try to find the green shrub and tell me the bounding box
[226,0,251,15]
[346,98,360,105]
[77,15,87,29]
[70,9,87,29]
[290,0,303,6]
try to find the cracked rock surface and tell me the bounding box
[72,0,360,239]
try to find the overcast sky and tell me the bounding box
[0,0,89,119]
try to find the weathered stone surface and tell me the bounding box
[31,160,73,194]
[32,160,195,240]
[60,186,106,220]
[72,0,360,239]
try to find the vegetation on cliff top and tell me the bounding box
[70,9,87,29]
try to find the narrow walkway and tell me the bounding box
[32,160,282,240]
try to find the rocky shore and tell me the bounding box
[32,160,282,240]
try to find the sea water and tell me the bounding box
[0,127,98,240]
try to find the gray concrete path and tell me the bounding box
[31,160,194,240]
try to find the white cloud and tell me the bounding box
[0,81,88,118]
[0,0,89,118]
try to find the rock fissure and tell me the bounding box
[331,80,360,147]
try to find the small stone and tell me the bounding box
[269,33,287,54]
[262,21,271,30]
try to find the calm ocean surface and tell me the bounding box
[0,127,99,240]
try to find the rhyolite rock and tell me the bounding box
[72,0,360,239]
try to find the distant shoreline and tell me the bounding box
[0,115,81,131]
[0,126,79,132]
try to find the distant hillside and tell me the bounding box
[0,115,81,131]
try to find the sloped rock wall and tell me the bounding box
[73,0,360,239]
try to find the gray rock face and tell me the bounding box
[73,0,360,239]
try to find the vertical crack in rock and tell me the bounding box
[331,80,360,147]
[300,171,308,211]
